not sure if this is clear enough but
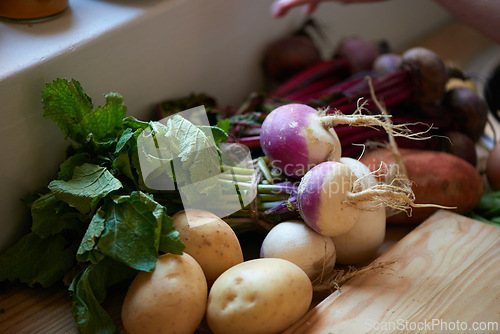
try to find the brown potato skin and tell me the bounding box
[360,148,484,224]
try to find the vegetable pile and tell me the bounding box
[1,26,499,334]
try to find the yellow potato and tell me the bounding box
[121,253,207,334]
[206,258,312,334]
[172,209,244,283]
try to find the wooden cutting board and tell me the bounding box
[0,210,499,333]
[285,210,500,334]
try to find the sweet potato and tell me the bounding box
[360,148,484,224]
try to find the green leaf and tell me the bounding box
[81,93,127,142]
[42,78,93,143]
[76,207,107,264]
[58,153,91,181]
[137,192,184,255]
[155,93,217,119]
[114,127,134,154]
[96,193,160,271]
[199,125,228,144]
[143,116,221,187]
[123,116,150,131]
[216,119,230,134]
[31,192,86,238]
[42,79,127,144]
[0,233,76,287]
[77,192,183,269]
[48,163,122,214]
[112,153,135,184]
[69,257,136,334]
[159,213,184,254]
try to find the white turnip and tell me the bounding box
[332,158,386,264]
[260,103,417,178]
[260,219,336,280]
[297,160,416,237]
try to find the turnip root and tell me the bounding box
[332,158,386,264]
[260,220,336,280]
[260,103,422,178]
[260,103,341,178]
[297,160,418,236]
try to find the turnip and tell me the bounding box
[297,160,416,237]
[260,103,418,178]
[260,220,336,280]
[332,158,386,264]
[260,103,341,178]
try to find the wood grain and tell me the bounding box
[284,210,500,334]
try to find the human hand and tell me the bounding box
[271,0,388,18]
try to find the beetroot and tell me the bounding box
[262,35,322,82]
[400,47,448,104]
[444,87,488,142]
[373,53,402,77]
[334,37,380,73]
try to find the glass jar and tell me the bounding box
[0,0,69,23]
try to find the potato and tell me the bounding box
[172,209,244,283]
[360,148,484,224]
[121,253,207,334]
[206,258,312,334]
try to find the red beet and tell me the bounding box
[262,35,322,82]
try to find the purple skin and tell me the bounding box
[297,161,361,236]
[261,103,340,178]
[260,104,314,178]
[296,162,335,233]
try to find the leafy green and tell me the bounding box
[69,257,136,334]
[216,119,230,134]
[143,116,221,186]
[31,193,86,237]
[49,163,123,214]
[0,233,76,287]
[42,79,127,144]
[199,125,229,144]
[58,153,91,181]
[155,92,217,119]
[0,78,230,333]
[470,191,500,226]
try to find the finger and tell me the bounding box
[303,2,320,16]
[271,0,313,18]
